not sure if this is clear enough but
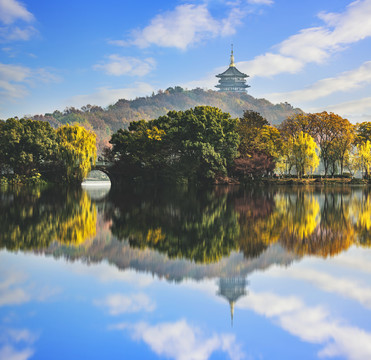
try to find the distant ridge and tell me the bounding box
[30,88,302,151]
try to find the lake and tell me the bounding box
[1,184,371,360]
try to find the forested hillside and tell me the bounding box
[28,88,302,152]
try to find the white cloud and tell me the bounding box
[0,0,37,42]
[0,25,37,42]
[239,53,304,78]
[94,55,156,76]
[111,320,244,360]
[0,63,59,101]
[267,60,371,103]
[0,63,30,82]
[0,0,34,24]
[326,97,371,117]
[4,329,37,344]
[67,82,155,108]
[95,293,155,315]
[257,0,371,76]
[127,4,244,50]
[279,0,371,64]
[189,0,371,89]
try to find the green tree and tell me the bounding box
[238,110,269,156]
[0,118,58,177]
[110,106,240,183]
[356,122,371,145]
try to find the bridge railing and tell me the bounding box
[94,160,113,167]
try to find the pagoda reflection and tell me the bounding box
[218,276,248,326]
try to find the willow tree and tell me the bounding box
[355,140,371,179]
[280,112,354,176]
[56,124,97,183]
[292,132,319,178]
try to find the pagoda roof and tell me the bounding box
[216,66,248,78]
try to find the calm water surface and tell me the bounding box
[1,184,371,360]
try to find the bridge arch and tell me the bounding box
[85,160,116,186]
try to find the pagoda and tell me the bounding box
[215,46,250,92]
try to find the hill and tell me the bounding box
[30,87,302,152]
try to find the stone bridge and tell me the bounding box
[90,160,117,185]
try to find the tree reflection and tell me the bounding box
[234,187,370,259]
[1,184,371,263]
[0,187,96,250]
[235,188,282,259]
[350,190,371,246]
[106,187,240,263]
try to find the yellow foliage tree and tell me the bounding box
[355,140,371,178]
[57,124,97,183]
[291,132,319,177]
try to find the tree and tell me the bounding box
[234,153,275,179]
[0,118,58,177]
[280,112,353,176]
[275,140,295,176]
[356,121,371,145]
[355,140,371,179]
[326,119,355,175]
[110,106,240,183]
[56,124,97,183]
[0,187,96,250]
[236,111,282,178]
[238,110,269,156]
[291,132,319,177]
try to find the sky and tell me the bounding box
[0,0,371,123]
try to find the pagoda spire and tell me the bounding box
[230,301,234,327]
[217,277,248,327]
[230,44,235,67]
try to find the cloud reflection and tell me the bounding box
[0,327,37,360]
[238,291,371,360]
[95,293,155,315]
[0,345,33,360]
[0,272,30,307]
[269,264,371,310]
[111,319,244,360]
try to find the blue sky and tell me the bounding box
[1,0,371,123]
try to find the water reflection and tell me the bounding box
[1,185,371,262]
[105,187,240,263]
[105,186,371,261]
[0,187,96,250]
[1,182,371,360]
